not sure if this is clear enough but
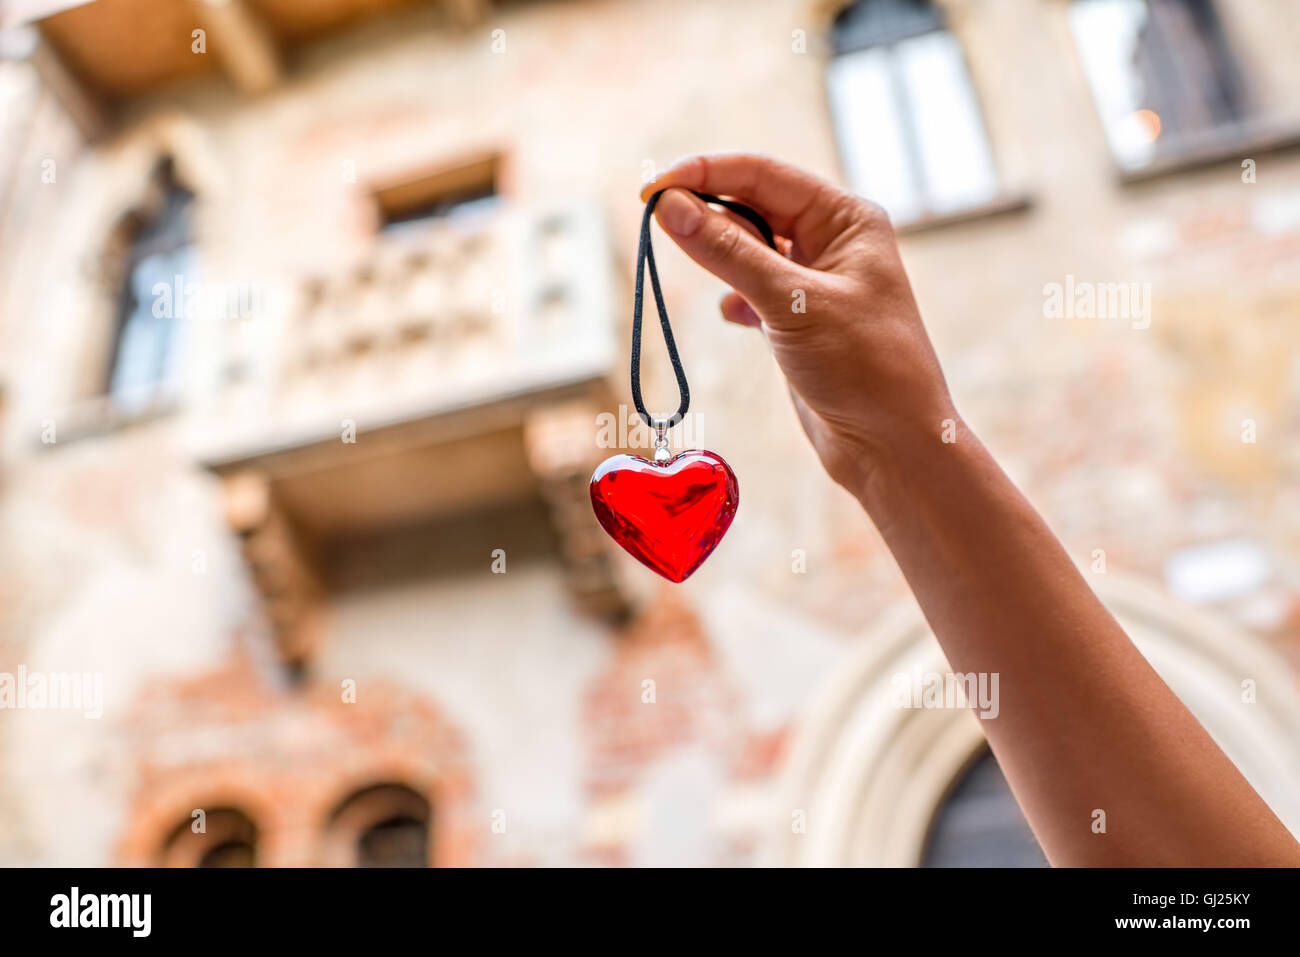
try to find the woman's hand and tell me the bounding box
[641,153,957,501]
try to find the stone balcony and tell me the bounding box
[196,201,631,663]
[199,200,616,455]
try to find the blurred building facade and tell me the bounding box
[1,0,1299,866]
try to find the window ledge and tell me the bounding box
[893,191,1034,236]
[1117,121,1300,186]
[34,395,178,450]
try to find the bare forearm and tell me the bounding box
[639,153,1298,865]
[856,418,1300,866]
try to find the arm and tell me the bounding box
[642,153,1300,866]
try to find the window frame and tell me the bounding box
[368,152,504,234]
[824,0,1021,229]
[104,166,198,412]
[1065,0,1289,184]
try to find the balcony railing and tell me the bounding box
[197,201,616,459]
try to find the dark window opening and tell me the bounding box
[357,815,430,868]
[373,155,501,233]
[831,0,945,51]
[197,839,257,868]
[922,749,1048,867]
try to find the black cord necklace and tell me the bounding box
[630,189,777,435]
[587,188,768,582]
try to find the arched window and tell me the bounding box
[826,0,999,223]
[106,157,196,413]
[922,749,1047,867]
[159,808,258,868]
[326,783,431,867]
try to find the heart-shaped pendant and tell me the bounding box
[593,191,771,582]
[589,449,739,582]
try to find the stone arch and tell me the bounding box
[765,572,1300,865]
[117,776,279,868]
[158,806,260,868]
[116,663,478,867]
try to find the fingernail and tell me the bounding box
[656,188,702,237]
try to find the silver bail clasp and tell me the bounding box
[652,418,671,464]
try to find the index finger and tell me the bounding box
[640,152,840,255]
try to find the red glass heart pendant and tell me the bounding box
[589,450,739,583]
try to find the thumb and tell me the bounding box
[653,188,808,317]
